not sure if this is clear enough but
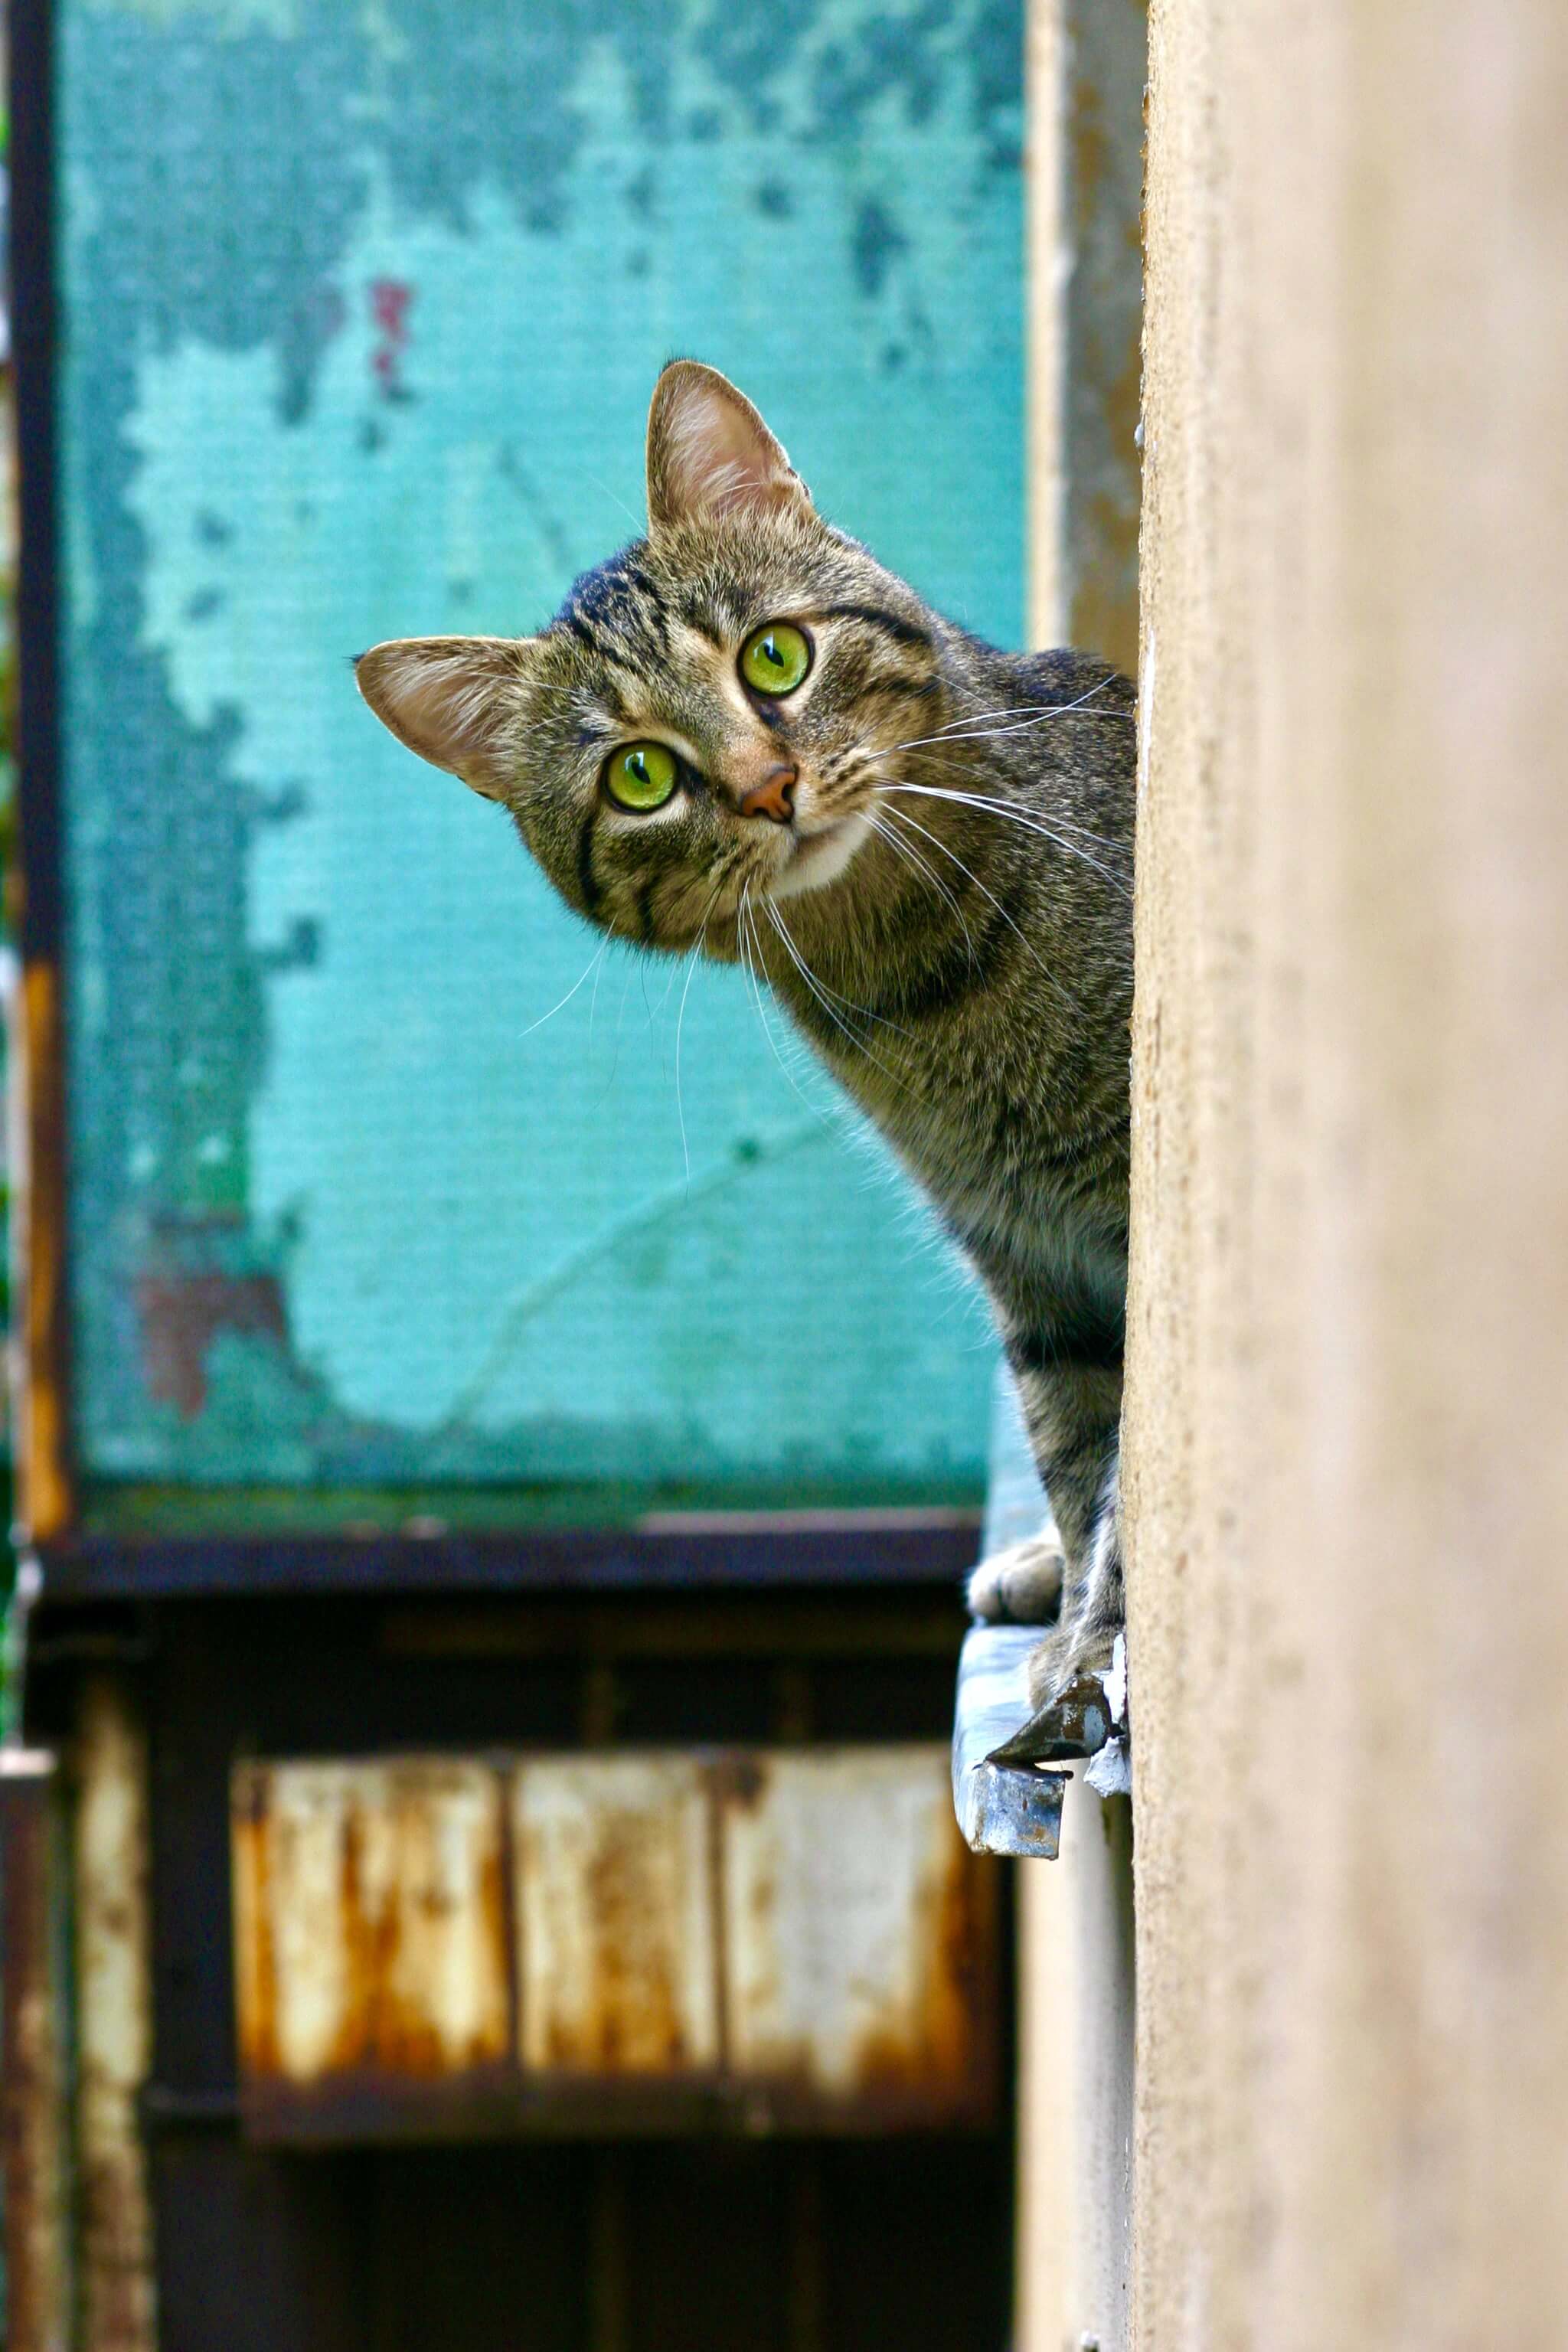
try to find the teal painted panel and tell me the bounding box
[56,0,1022,1508]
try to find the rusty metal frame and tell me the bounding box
[33,1590,1004,2172]
[234,2069,1000,2148]
[31,1514,982,1600]
[9,0,76,1547]
[9,1573,1013,2342]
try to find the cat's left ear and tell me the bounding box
[646,361,812,533]
[354,635,530,801]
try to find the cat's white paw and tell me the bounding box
[1024,1616,1121,1709]
[966,1531,1066,1625]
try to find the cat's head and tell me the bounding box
[356,362,945,951]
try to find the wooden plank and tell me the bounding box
[719,1747,992,2115]
[233,1743,995,2135]
[0,1749,71,2352]
[74,1676,156,2352]
[233,1759,510,2087]
[513,1755,719,2076]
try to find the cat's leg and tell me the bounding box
[1009,1352,1124,1706]
[1024,1452,1122,1707]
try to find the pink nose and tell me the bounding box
[739,763,797,825]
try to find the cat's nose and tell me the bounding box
[739,763,797,825]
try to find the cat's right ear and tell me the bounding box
[354,636,529,802]
[646,361,812,533]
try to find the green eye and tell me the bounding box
[606,740,680,811]
[740,622,812,697]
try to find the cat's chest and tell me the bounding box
[803,1004,1109,1184]
[798,1001,1127,1293]
[805,1023,1113,1234]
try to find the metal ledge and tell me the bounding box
[952,1626,1070,1857]
[952,1373,1132,1857]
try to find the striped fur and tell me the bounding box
[357,363,1136,1713]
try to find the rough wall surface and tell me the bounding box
[1125,1,1568,2345]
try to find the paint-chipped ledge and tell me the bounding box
[952,1627,1129,1856]
[952,1625,1071,1855]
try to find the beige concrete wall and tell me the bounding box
[1126,1,1568,2345]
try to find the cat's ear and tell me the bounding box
[646,361,811,533]
[354,635,529,802]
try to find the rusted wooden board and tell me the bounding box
[233,1759,511,2087]
[720,1747,992,2116]
[232,1746,996,2139]
[514,1755,719,2077]
[74,1675,157,2352]
[0,1749,71,2352]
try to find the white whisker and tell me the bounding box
[652,950,683,1017]
[928,679,1119,733]
[893,712,1132,755]
[764,900,912,1096]
[673,867,730,1184]
[603,953,636,1095]
[674,947,700,1181]
[521,936,609,1036]
[583,468,643,531]
[588,933,608,1046]
[737,883,831,1125]
[890,746,1131,858]
[890,679,1132,758]
[898,769,1133,869]
[880,782,1132,899]
[877,798,1080,1017]
[865,808,977,969]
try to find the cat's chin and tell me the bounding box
[766,809,874,903]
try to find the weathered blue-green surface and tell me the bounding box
[56,0,1023,1512]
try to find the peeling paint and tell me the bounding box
[57,0,1020,1504]
[135,1218,289,1419]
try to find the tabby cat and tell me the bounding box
[355,362,1135,1745]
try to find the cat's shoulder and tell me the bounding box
[1011,645,1135,713]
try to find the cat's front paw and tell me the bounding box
[1024,1615,1120,1710]
[966,1531,1065,1626]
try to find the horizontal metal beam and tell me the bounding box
[28,1513,984,1601]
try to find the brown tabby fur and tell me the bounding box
[356,363,1135,1726]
